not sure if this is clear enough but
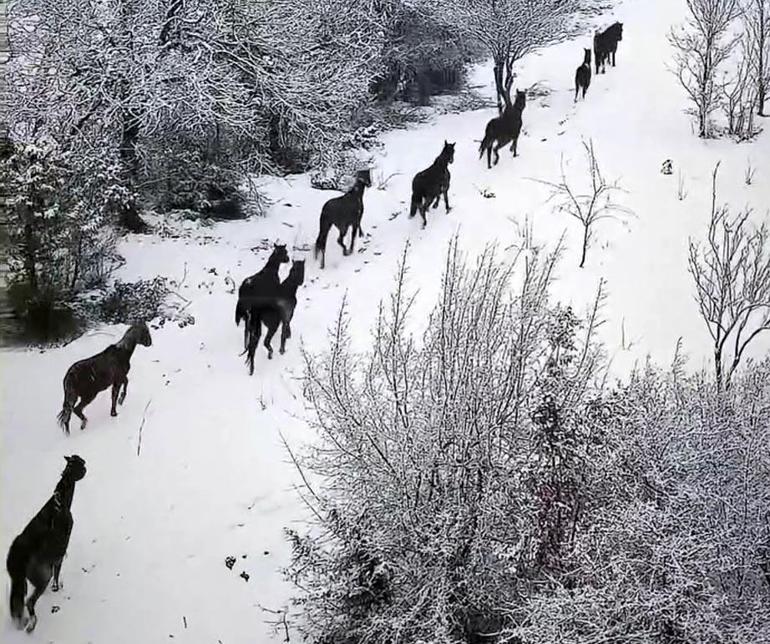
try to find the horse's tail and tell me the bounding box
[235,299,244,326]
[409,191,420,217]
[57,374,76,435]
[479,132,492,159]
[314,215,331,261]
[7,540,28,627]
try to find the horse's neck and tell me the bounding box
[114,330,138,358]
[433,153,449,169]
[349,182,365,201]
[52,477,76,512]
[282,274,303,297]
[263,256,283,276]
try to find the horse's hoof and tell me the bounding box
[111,411,118,417]
[52,581,61,592]
[25,616,37,633]
[279,348,285,355]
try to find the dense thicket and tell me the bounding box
[289,242,770,644]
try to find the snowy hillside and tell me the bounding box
[2,0,770,642]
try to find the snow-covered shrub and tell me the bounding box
[288,240,606,643]
[77,277,194,328]
[288,238,770,642]
[1,138,124,338]
[514,359,770,644]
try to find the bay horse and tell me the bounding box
[409,141,455,228]
[575,48,592,101]
[314,170,372,270]
[57,323,152,434]
[6,455,87,632]
[479,90,526,169]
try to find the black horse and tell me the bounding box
[594,22,623,74]
[314,169,372,270]
[409,141,455,228]
[244,259,306,373]
[479,89,526,169]
[575,48,592,101]
[57,323,152,434]
[235,243,290,349]
[7,455,87,632]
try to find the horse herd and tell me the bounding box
[5,21,624,634]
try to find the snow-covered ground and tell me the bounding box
[2,0,770,641]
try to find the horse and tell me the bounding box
[479,89,526,169]
[6,455,87,632]
[243,260,306,373]
[594,22,623,74]
[235,243,290,349]
[314,169,372,270]
[409,141,455,228]
[57,323,152,434]
[574,48,592,101]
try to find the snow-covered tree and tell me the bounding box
[446,0,585,111]
[669,0,742,137]
[689,163,770,391]
[742,0,770,115]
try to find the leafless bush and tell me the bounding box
[688,162,770,390]
[669,0,742,137]
[532,140,632,268]
[742,0,770,115]
[721,43,761,139]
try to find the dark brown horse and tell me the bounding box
[479,90,526,168]
[235,243,290,349]
[244,259,306,372]
[314,170,372,269]
[409,141,455,228]
[7,455,87,632]
[575,48,592,101]
[594,22,623,74]
[57,323,152,434]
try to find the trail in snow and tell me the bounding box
[2,0,770,642]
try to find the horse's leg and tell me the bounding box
[263,320,277,360]
[493,142,501,166]
[246,319,261,375]
[52,559,63,592]
[110,383,120,417]
[420,202,428,228]
[511,136,518,158]
[337,225,350,256]
[74,391,97,429]
[118,378,128,405]
[280,315,294,355]
[487,144,493,169]
[349,222,358,254]
[25,562,53,633]
[443,186,451,212]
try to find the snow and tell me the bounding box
[2,0,770,642]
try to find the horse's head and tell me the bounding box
[63,455,87,481]
[355,169,372,188]
[584,48,592,63]
[442,141,456,164]
[290,259,306,285]
[132,321,153,347]
[514,90,526,110]
[614,22,623,40]
[272,243,291,264]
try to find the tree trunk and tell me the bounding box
[493,57,505,114]
[579,224,589,268]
